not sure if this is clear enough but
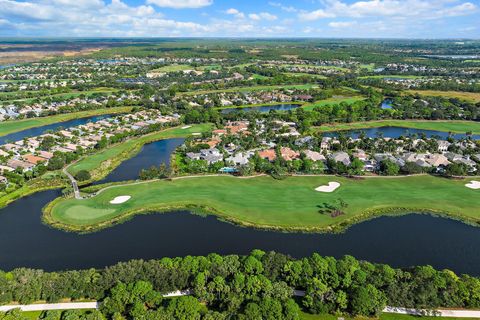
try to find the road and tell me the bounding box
[0,302,98,312]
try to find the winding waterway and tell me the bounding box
[0,114,113,145]
[1,124,480,273]
[325,126,480,140]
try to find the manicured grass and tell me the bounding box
[179,84,318,96]
[406,90,480,103]
[46,175,480,233]
[303,97,365,111]
[3,88,119,103]
[314,119,480,135]
[0,106,133,137]
[67,124,212,177]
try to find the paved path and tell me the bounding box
[62,167,81,199]
[384,306,480,318]
[0,302,98,312]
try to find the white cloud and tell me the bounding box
[225,8,245,19]
[248,12,277,21]
[298,0,478,21]
[146,0,212,9]
[268,1,298,13]
[298,9,335,21]
[329,21,357,28]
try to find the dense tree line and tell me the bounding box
[1,251,480,319]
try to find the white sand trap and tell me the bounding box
[181,125,192,129]
[110,196,131,204]
[191,132,201,136]
[315,182,341,193]
[465,181,480,190]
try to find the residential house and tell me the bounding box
[303,150,326,162]
[330,151,351,166]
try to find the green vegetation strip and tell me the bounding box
[315,119,480,135]
[406,90,480,103]
[0,106,133,137]
[45,175,480,233]
[179,84,318,96]
[300,311,480,320]
[67,124,212,179]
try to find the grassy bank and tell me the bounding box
[0,106,133,137]
[44,175,480,233]
[314,119,480,135]
[67,124,212,180]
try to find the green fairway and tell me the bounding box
[0,106,133,137]
[302,97,365,111]
[45,175,480,233]
[67,124,212,178]
[359,75,424,79]
[315,119,480,135]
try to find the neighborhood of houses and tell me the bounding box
[0,110,178,186]
[183,120,479,175]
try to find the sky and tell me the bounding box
[0,0,478,38]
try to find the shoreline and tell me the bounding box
[42,174,480,234]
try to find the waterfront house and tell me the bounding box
[331,152,351,166]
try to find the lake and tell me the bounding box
[1,188,480,274]
[325,126,480,140]
[0,114,113,145]
[380,99,393,109]
[92,138,185,185]
[221,104,301,114]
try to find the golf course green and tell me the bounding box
[44,175,480,233]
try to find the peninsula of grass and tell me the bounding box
[302,96,365,111]
[0,106,133,137]
[314,119,480,135]
[44,175,480,233]
[67,123,212,180]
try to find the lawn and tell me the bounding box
[284,72,327,79]
[150,64,192,72]
[0,106,132,137]
[67,124,212,177]
[314,119,480,135]
[45,175,480,233]
[302,97,365,111]
[359,75,424,79]
[179,84,318,96]
[406,90,480,103]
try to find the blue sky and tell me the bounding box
[0,0,478,38]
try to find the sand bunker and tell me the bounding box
[110,196,131,204]
[191,133,201,136]
[465,181,480,190]
[315,182,340,193]
[181,125,192,129]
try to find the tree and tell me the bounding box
[445,162,468,177]
[378,159,400,176]
[350,284,387,316]
[74,170,91,182]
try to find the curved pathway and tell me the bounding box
[62,167,82,199]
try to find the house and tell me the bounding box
[199,148,223,164]
[186,152,201,161]
[7,159,35,171]
[295,136,314,147]
[280,147,300,161]
[330,152,351,166]
[303,150,326,162]
[0,149,9,157]
[227,152,254,166]
[0,165,14,173]
[258,149,277,162]
[0,175,7,184]
[437,140,451,152]
[425,154,450,167]
[22,154,46,165]
[320,137,333,150]
[37,150,54,160]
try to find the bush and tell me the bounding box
[74,170,91,181]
